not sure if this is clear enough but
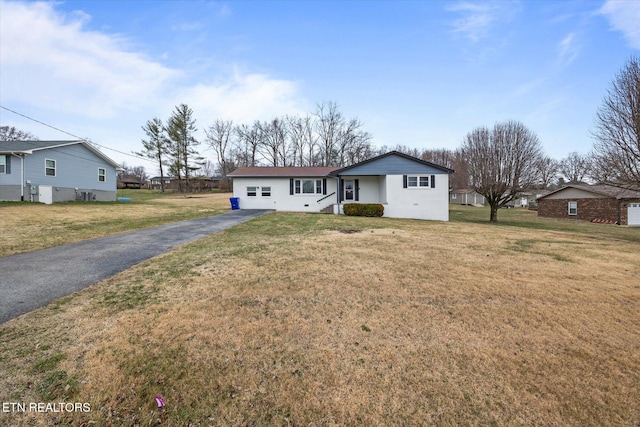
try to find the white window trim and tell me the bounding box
[0,154,6,174]
[261,186,271,197]
[45,158,56,177]
[568,201,577,216]
[247,186,257,197]
[294,179,323,195]
[98,168,106,182]
[407,175,430,189]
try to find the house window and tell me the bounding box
[568,201,577,215]
[302,180,315,193]
[262,186,271,197]
[407,175,430,188]
[452,194,457,200]
[294,179,323,194]
[45,159,56,176]
[98,168,106,182]
[0,155,6,174]
[247,186,257,197]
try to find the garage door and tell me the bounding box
[629,203,640,226]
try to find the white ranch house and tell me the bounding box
[228,151,454,221]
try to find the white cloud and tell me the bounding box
[558,32,579,64]
[181,72,307,126]
[600,0,640,49]
[0,1,180,119]
[0,1,307,165]
[447,1,521,42]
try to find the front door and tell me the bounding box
[344,180,354,201]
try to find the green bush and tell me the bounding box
[343,203,384,217]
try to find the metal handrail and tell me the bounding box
[317,192,336,203]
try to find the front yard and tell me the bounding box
[0,190,230,256]
[0,205,639,425]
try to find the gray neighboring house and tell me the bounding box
[0,140,120,203]
[449,189,486,206]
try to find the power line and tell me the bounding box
[0,105,156,164]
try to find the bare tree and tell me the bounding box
[136,117,169,192]
[462,120,544,222]
[591,56,640,187]
[421,148,454,169]
[536,155,559,189]
[234,121,262,167]
[391,144,421,158]
[258,118,287,167]
[205,119,234,179]
[118,162,148,183]
[450,149,470,190]
[314,101,344,166]
[0,126,39,141]
[286,115,308,166]
[198,159,216,177]
[559,151,591,184]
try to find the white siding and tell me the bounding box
[231,172,450,221]
[383,174,449,221]
[232,177,338,212]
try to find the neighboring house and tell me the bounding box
[191,175,218,191]
[537,184,640,226]
[450,189,485,206]
[0,140,120,203]
[147,175,221,191]
[117,174,143,189]
[521,190,550,210]
[147,176,173,190]
[228,151,454,221]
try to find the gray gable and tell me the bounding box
[333,151,453,176]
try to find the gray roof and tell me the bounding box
[0,140,81,152]
[539,184,640,200]
[0,140,120,168]
[330,151,455,176]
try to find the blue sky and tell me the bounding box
[1,0,639,170]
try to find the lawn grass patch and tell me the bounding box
[0,191,231,256]
[1,210,639,425]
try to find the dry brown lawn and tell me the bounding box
[1,211,639,426]
[0,192,230,256]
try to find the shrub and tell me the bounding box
[343,203,384,217]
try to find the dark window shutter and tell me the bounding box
[5,156,10,174]
[290,178,294,195]
[339,179,344,202]
[323,178,327,195]
[355,179,359,201]
[431,175,435,188]
[403,175,407,188]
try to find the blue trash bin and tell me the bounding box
[230,197,240,210]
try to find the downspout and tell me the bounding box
[11,153,25,201]
[336,176,341,215]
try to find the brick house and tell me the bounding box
[537,184,640,226]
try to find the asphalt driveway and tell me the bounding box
[0,209,271,324]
